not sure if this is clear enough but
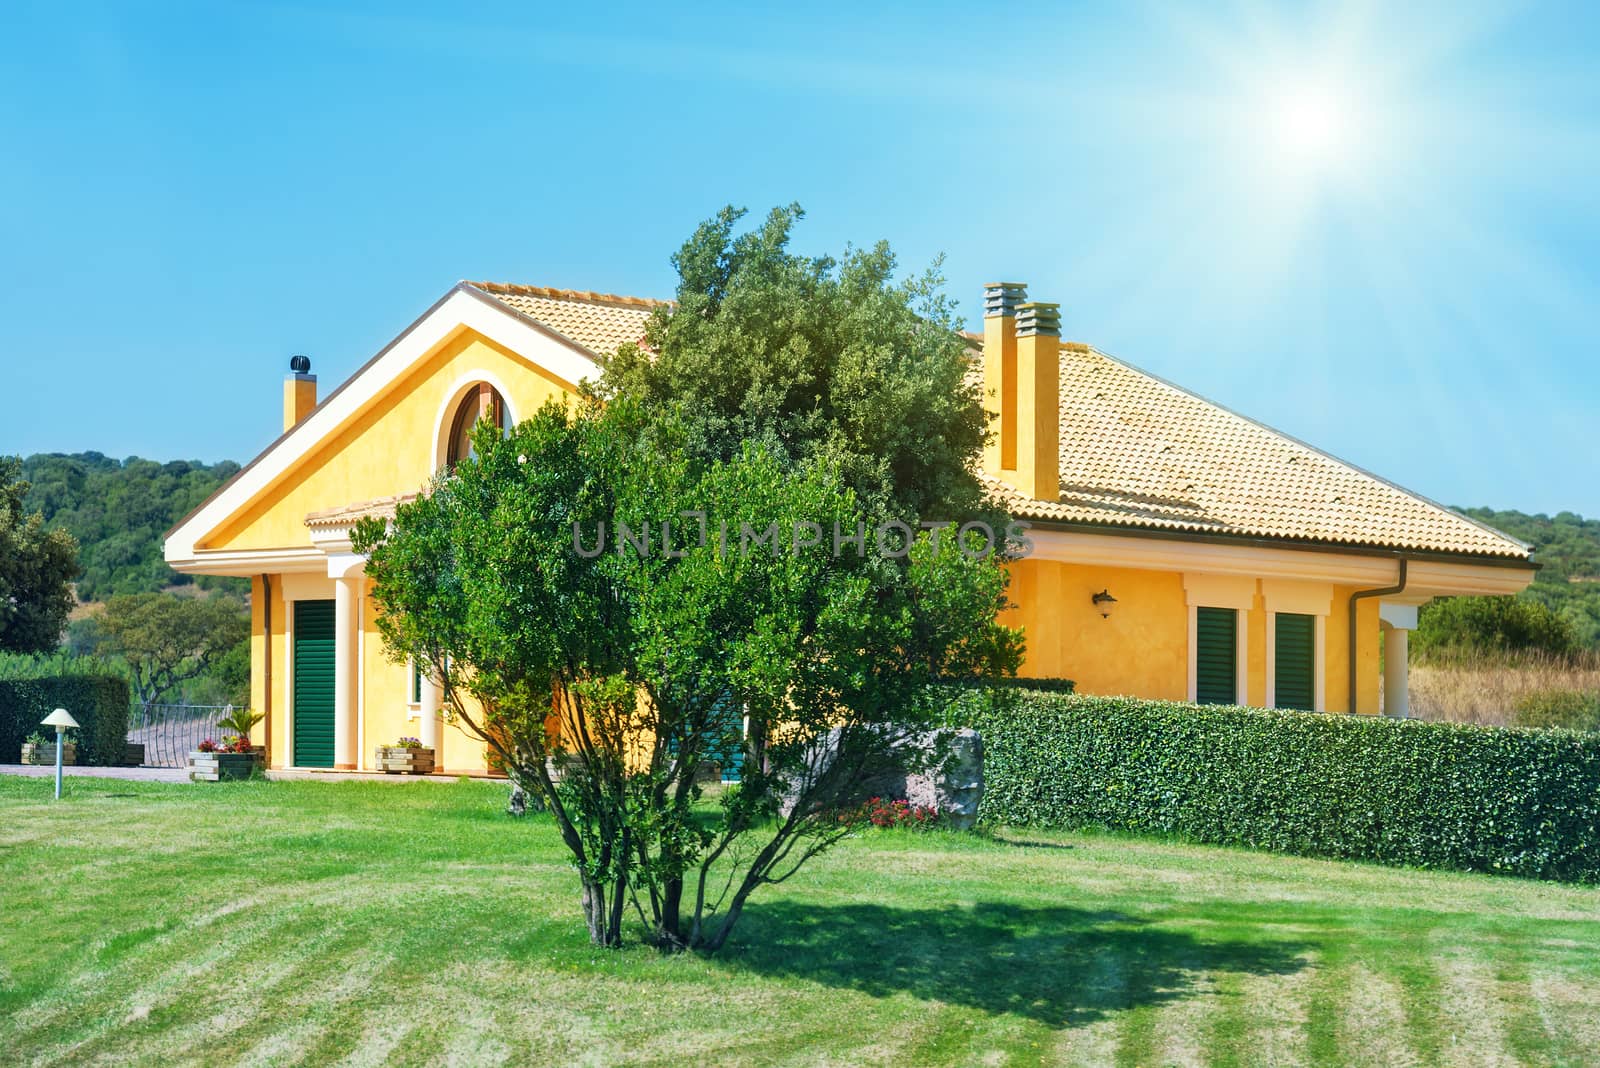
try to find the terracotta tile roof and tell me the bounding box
[981,346,1530,560]
[467,282,668,358]
[305,492,418,529]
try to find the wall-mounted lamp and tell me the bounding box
[1091,589,1118,620]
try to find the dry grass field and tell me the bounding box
[1410,651,1600,726]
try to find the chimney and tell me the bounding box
[982,282,1026,475]
[283,354,317,431]
[1014,302,1060,502]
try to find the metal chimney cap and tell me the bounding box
[1016,302,1063,337]
[289,354,312,374]
[982,282,1028,319]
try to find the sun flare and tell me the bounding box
[1268,83,1353,168]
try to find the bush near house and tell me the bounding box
[950,690,1600,883]
[0,653,129,765]
[944,675,1075,695]
[1514,689,1600,732]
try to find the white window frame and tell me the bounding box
[1261,581,1333,712]
[1184,574,1254,705]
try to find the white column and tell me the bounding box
[334,575,360,769]
[420,675,442,759]
[1383,625,1410,719]
[1379,602,1419,720]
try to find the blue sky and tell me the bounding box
[2,1,1596,515]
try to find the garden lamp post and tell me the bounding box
[41,708,79,800]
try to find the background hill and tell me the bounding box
[1459,507,1600,648]
[19,452,246,602]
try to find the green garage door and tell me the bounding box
[1195,607,1238,705]
[1275,613,1316,711]
[293,600,336,768]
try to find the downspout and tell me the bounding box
[261,575,273,761]
[1346,558,1407,714]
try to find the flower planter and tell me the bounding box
[21,742,76,766]
[375,746,435,775]
[188,750,264,782]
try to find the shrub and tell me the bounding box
[1513,690,1600,732]
[839,796,944,830]
[215,706,263,740]
[0,653,129,766]
[1415,596,1578,660]
[952,691,1600,883]
[943,675,1075,695]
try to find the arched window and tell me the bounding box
[446,383,509,469]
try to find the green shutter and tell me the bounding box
[1275,612,1316,711]
[293,600,336,768]
[713,694,745,784]
[1195,607,1238,705]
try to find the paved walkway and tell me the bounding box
[265,768,507,783]
[0,763,191,784]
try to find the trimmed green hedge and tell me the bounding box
[943,675,1075,695]
[0,654,130,766]
[952,691,1600,883]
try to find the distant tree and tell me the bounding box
[64,614,109,657]
[186,635,251,706]
[1414,595,1578,660]
[0,456,79,653]
[98,593,250,711]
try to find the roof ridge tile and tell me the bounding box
[467,281,671,310]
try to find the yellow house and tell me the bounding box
[165,280,1534,772]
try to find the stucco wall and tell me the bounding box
[1002,557,1383,713]
[1003,559,1189,699]
[205,330,572,552]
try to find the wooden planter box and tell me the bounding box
[375,746,435,775]
[122,743,146,767]
[21,742,76,766]
[188,750,264,782]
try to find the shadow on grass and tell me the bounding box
[988,836,1075,851]
[724,901,1311,1029]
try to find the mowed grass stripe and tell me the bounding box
[2,777,1599,1066]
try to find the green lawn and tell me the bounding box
[2,777,1597,1067]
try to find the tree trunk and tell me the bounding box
[698,886,754,954]
[657,876,684,949]
[580,874,625,947]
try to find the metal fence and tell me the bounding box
[128,704,234,767]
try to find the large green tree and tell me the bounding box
[598,204,993,524]
[0,456,79,653]
[358,208,1024,950]
[355,401,1021,951]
